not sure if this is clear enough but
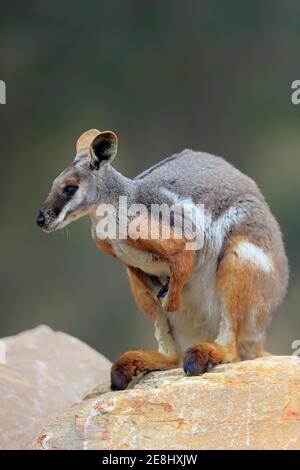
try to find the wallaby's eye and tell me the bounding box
[63,185,78,196]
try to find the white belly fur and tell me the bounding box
[167,260,221,354]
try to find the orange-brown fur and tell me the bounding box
[126,266,161,319]
[183,235,273,374]
[95,239,116,258]
[127,218,196,312]
[64,177,80,186]
[216,235,272,333]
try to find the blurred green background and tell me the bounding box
[0,1,299,362]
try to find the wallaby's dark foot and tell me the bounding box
[111,366,132,391]
[183,342,226,376]
[111,349,179,391]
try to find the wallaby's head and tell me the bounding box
[36,129,118,232]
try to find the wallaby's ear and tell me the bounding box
[89,131,118,170]
[76,129,101,158]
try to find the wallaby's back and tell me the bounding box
[135,149,288,303]
[135,149,262,210]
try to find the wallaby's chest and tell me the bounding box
[111,239,171,277]
[90,212,170,277]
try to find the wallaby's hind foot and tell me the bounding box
[111,350,179,391]
[183,342,237,376]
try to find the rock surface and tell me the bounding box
[35,356,300,450]
[0,325,111,450]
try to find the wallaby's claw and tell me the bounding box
[157,280,169,299]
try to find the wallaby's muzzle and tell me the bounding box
[36,210,45,228]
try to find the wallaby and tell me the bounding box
[36,129,288,390]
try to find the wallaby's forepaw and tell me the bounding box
[110,350,150,391]
[183,342,225,376]
[111,349,179,391]
[111,355,135,391]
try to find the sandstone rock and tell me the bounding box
[0,325,111,450]
[35,356,300,450]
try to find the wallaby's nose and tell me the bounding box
[36,210,45,227]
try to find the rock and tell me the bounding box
[34,356,300,450]
[0,325,111,450]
